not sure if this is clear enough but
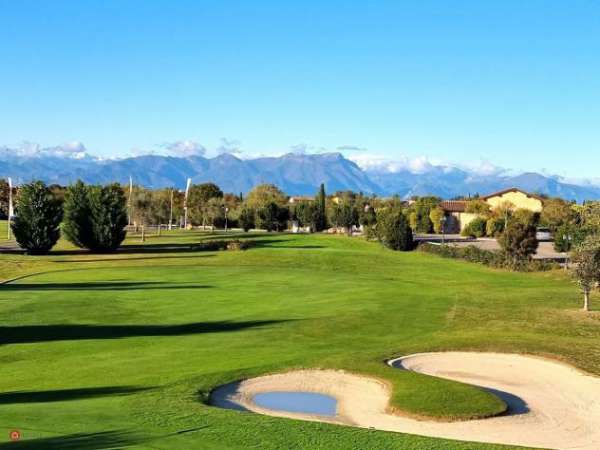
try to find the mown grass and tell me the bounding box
[1,230,598,449]
[0,220,8,241]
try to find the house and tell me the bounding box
[440,188,544,232]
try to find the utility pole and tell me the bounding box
[183,178,191,229]
[7,177,13,240]
[168,188,174,231]
[128,176,133,227]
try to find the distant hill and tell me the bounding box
[1,148,599,202]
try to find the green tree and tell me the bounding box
[498,222,539,268]
[188,183,224,227]
[246,184,286,209]
[11,181,63,254]
[461,217,487,238]
[486,216,505,237]
[512,208,540,227]
[293,202,316,230]
[238,207,254,232]
[62,180,93,248]
[429,207,446,234]
[465,199,490,215]
[409,196,440,233]
[376,208,413,251]
[86,184,128,251]
[256,202,288,231]
[314,183,327,231]
[540,198,576,232]
[571,234,600,311]
[0,178,9,219]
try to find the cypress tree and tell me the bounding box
[11,181,63,255]
[314,183,327,231]
[63,180,93,248]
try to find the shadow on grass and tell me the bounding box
[0,430,143,450]
[53,254,216,263]
[1,282,212,292]
[1,320,290,345]
[0,386,152,405]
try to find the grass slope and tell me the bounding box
[1,231,598,450]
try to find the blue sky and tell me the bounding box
[0,1,599,177]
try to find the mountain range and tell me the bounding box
[1,148,599,202]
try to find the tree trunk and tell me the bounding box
[584,289,590,312]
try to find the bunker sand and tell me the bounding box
[211,352,600,450]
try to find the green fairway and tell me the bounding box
[1,231,598,449]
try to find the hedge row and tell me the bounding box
[418,242,558,272]
[192,239,254,252]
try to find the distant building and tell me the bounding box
[440,188,544,232]
[288,196,314,204]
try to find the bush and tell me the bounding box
[486,216,505,237]
[376,208,414,251]
[11,181,63,254]
[554,223,589,252]
[238,207,254,232]
[192,239,253,251]
[498,222,538,269]
[63,182,128,252]
[461,217,487,238]
[418,242,556,271]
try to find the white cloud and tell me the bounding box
[348,153,438,174]
[336,145,367,152]
[161,140,206,157]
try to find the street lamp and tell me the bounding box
[224,206,229,233]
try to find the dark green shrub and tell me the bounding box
[238,207,254,232]
[63,180,93,248]
[376,208,414,251]
[11,181,63,255]
[498,222,538,269]
[554,223,588,252]
[461,217,487,238]
[192,239,253,251]
[486,217,505,237]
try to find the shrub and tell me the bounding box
[498,222,538,269]
[238,207,254,232]
[554,223,589,252]
[11,181,63,254]
[486,216,505,237]
[376,208,414,251]
[418,242,555,271]
[461,217,487,238]
[64,182,128,252]
[192,239,253,251]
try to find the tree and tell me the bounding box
[238,207,254,232]
[246,184,286,209]
[498,222,538,268]
[86,184,128,251]
[465,199,490,215]
[188,183,223,227]
[486,216,505,237]
[11,181,63,254]
[554,223,589,252]
[571,235,600,311]
[541,198,576,232]
[63,180,93,248]
[461,217,487,238]
[0,178,9,219]
[376,208,413,251]
[256,202,288,231]
[337,201,358,236]
[293,201,316,230]
[429,207,446,234]
[492,200,515,229]
[314,183,327,231]
[409,196,440,234]
[131,187,153,240]
[512,208,540,227]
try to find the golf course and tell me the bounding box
[2,230,599,449]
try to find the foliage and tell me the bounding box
[188,183,224,227]
[408,196,440,233]
[246,183,286,209]
[571,234,600,311]
[329,199,358,235]
[314,183,328,231]
[461,217,487,238]
[577,201,600,231]
[86,184,129,251]
[376,208,414,251]
[256,202,289,231]
[465,199,490,215]
[292,201,316,229]
[11,181,63,254]
[485,216,505,237]
[429,207,446,233]
[511,208,540,227]
[238,207,254,232]
[541,198,576,232]
[554,223,589,252]
[498,222,539,268]
[418,242,556,271]
[192,239,254,251]
[62,180,94,248]
[0,178,8,219]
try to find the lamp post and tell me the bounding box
[224,206,229,233]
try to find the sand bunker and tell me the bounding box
[210,352,600,450]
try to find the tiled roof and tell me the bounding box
[440,200,467,212]
[480,188,543,201]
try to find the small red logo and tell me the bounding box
[9,430,21,441]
